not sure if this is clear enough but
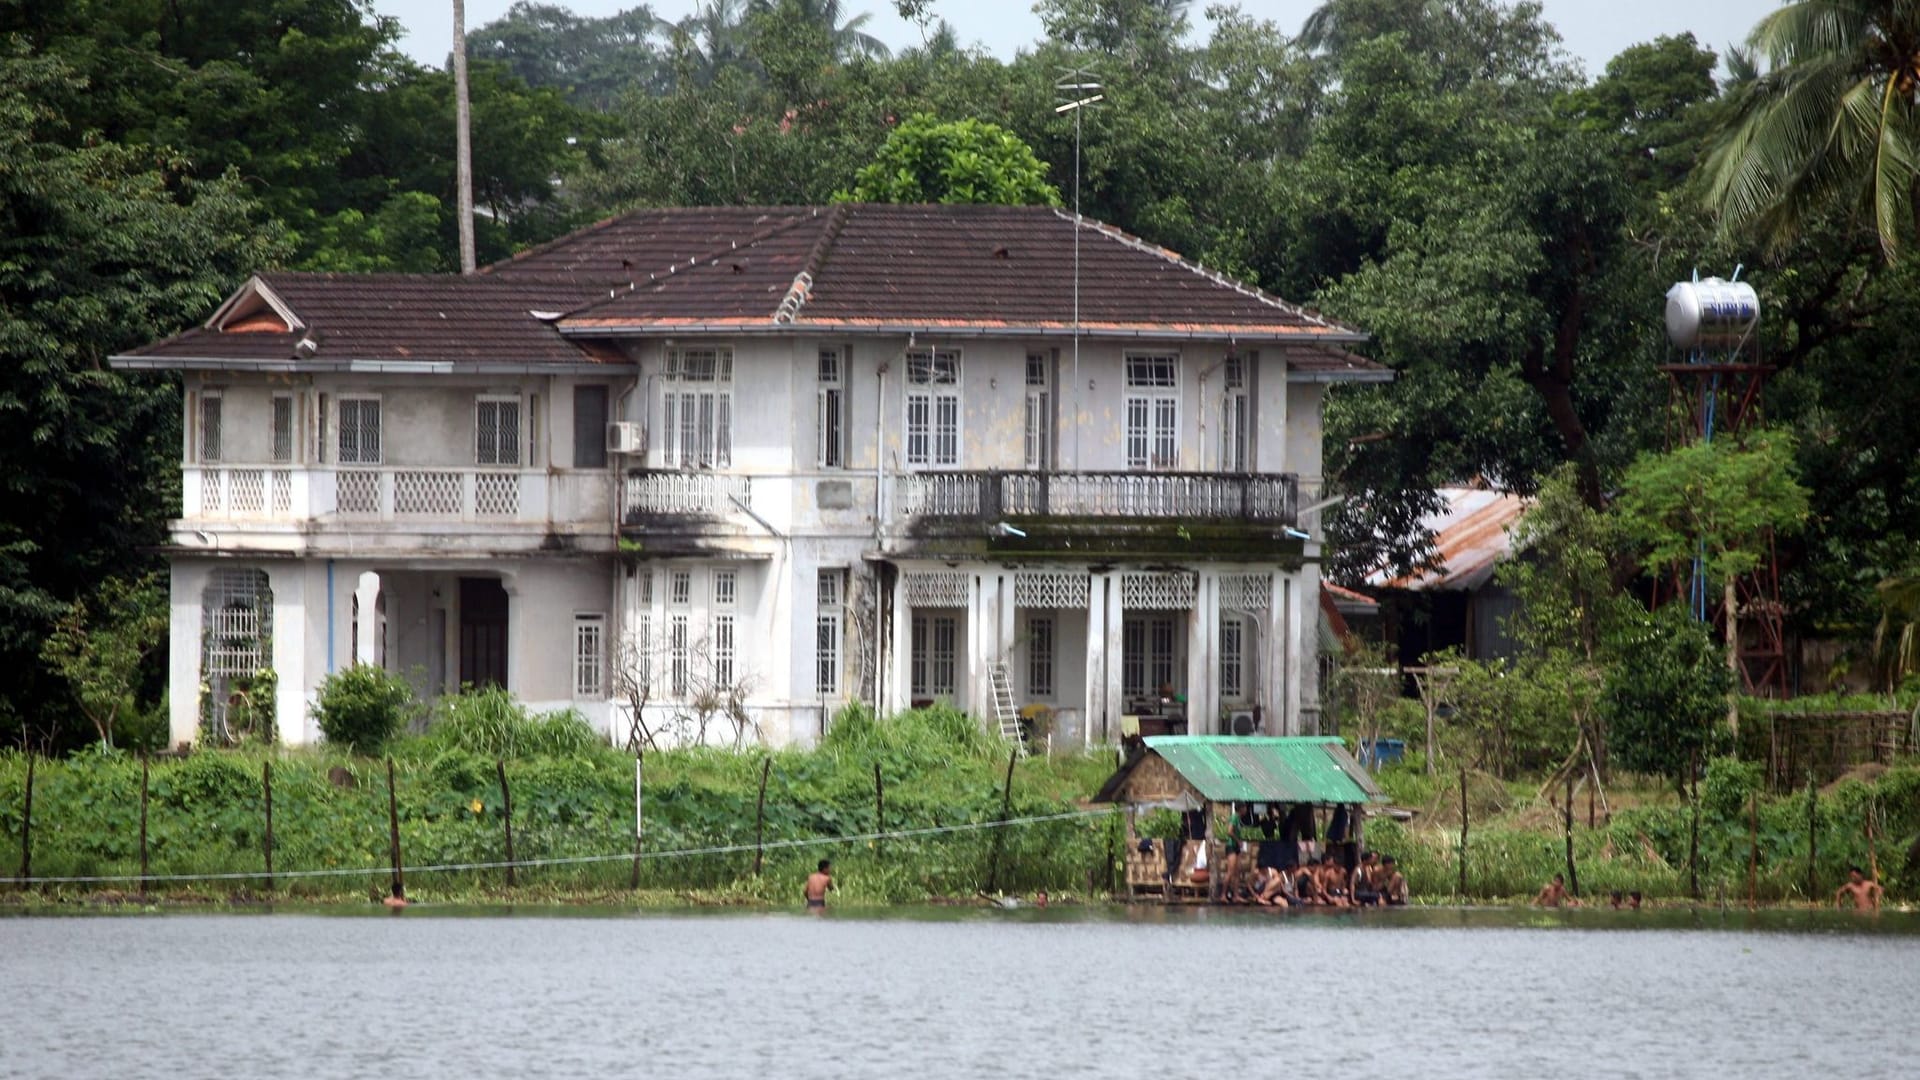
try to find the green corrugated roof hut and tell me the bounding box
[1094,736,1386,901]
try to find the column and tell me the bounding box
[1083,572,1107,742]
[1103,573,1125,741]
[264,561,325,746]
[887,567,911,715]
[1264,571,1287,735]
[167,560,210,749]
[1284,574,1304,734]
[1186,571,1218,735]
[967,569,996,717]
[499,569,523,698]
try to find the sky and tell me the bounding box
[374,0,1782,78]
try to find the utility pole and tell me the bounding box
[1055,69,1102,471]
[452,0,476,274]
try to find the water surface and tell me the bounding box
[3,906,1913,1080]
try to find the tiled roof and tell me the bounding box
[117,205,1383,370]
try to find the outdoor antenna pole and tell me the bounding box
[452,0,476,274]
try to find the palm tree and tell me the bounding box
[751,0,890,62]
[1705,1,1920,261]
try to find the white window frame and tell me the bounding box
[270,393,295,464]
[910,612,958,698]
[816,569,844,697]
[1124,353,1180,471]
[662,347,733,468]
[668,613,690,698]
[905,347,961,468]
[711,612,735,688]
[337,396,382,465]
[1026,615,1055,699]
[198,391,223,463]
[573,613,605,699]
[1122,615,1180,698]
[1024,352,1052,471]
[475,396,523,466]
[1220,615,1245,701]
[817,347,847,469]
[1221,354,1250,472]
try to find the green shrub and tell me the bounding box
[420,687,603,758]
[311,665,418,751]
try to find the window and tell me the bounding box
[1221,354,1250,472]
[1027,616,1055,698]
[574,614,605,698]
[905,348,960,467]
[199,393,223,463]
[476,398,522,466]
[1122,616,1179,697]
[573,385,609,468]
[1220,616,1244,700]
[668,615,690,697]
[338,398,382,464]
[816,570,844,696]
[669,570,692,607]
[663,347,732,468]
[910,613,957,697]
[271,395,294,464]
[817,348,846,468]
[633,570,654,688]
[712,569,736,607]
[1024,353,1051,470]
[1124,354,1180,470]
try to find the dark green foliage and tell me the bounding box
[840,113,1060,205]
[416,687,602,759]
[311,665,419,752]
[1602,608,1733,781]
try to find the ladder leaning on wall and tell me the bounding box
[987,661,1026,756]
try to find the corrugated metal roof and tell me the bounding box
[1141,736,1384,804]
[1365,487,1531,592]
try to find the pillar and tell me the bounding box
[1264,571,1287,735]
[1283,574,1304,734]
[167,560,211,749]
[887,566,911,715]
[1103,572,1125,740]
[263,562,312,745]
[1084,572,1108,742]
[1186,571,1218,735]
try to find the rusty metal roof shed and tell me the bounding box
[1094,736,1385,805]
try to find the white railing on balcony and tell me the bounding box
[183,465,593,525]
[622,471,754,520]
[897,471,1297,524]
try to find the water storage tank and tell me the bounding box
[1666,278,1760,349]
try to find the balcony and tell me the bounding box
[183,465,609,526]
[622,470,755,526]
[896,470,1298,525]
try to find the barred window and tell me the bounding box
[816,570,844,696]
[1024,353,1051,470]
[669,613,689,697]
[199,393,223,463]
[1221,354,1250,472]
[338,398,382,464]
[1220,616,1244,700]
[1122,616,1179,698]
[1027,616,1055,698]
[669,570,692,607]
[712,569,736,607]
[476,398,522,465]
[711,613,735,687]
[905,348,960,467]
[664,347,732,468]
[910,613,957,697]
[1124,354,1179,471]
[817,347,846,468]
[270,395,294,463]
[574,613,605,698]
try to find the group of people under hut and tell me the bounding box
[1206,803,1408,908]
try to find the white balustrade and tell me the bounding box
[622,472,754,518]
[893,471,1297,523]
[185,465,569,525]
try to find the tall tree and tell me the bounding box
[1705,1,1920,260]
[469,2,671,108]
[840,113,1060,204]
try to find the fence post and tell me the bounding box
[1458,768,1469,899]
[1805,773,1816,902]
[1748,786,1759,909]
[496,760,516,888]
[139,758,151,897]
[16,751,31,889]
[1865,796,1879,882]
[1688,749,1701,900]
[262,760,274,894]
[752,756,770,877]
[873,761,885,860]
[385,757,404,901]
[1563,771,1578,898]
[985,748,1017,895]
[630,755,643,891]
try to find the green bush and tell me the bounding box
[311,665,418,751]
[418,687,602,759]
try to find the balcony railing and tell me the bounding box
[183,466,606,525]
[622,470,754,523]
[897,470,1297,524]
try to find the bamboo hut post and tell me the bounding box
[496,760,516,888]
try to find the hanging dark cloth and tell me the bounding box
[1328,806,1352,844]
[1163,837,1186,878]
[1285,802,1317,844]
[1185,809,1208,840]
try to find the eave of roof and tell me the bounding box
[1094,736,1386,805]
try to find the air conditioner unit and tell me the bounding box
[1227,709,1259,737]
[606,422,643,454]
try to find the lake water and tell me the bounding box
[3,906,1916,1080]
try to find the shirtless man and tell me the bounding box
[1380,856,1408,906]
[805,859,834,910]
[1835,867,1884,912]
[1317,855,1352,909]
[1534,873,1579,908]
[1249,866,1290,908]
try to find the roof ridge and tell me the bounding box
[774,202,851,324]
[1051,209,1356,335]
[561,210,828,320]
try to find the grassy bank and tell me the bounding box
[0,706,1120,904]
[3,715,1915,909]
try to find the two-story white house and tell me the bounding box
[114,203,1386,749]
